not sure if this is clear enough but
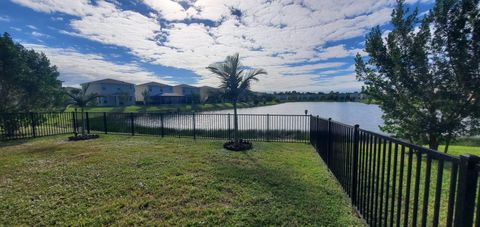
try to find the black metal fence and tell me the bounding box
[4,112,480,227]
[0,112,74,140]
[0,112,310,143]
[310,115,480,227]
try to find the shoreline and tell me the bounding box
[64,101,280,113]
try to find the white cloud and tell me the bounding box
[10,27,22,31]
[0,15,10,22]
[11,0,397,91]
[142,0,191,21]
[23,43,175,87]
[11,0,94,16]
[27,24,37,30]
[31,31,50,37]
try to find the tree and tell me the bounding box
[0,32,64,113]
[141,89,150,106]
[355,0,480,152]
[207,53,267,144]
[65,84,100,136]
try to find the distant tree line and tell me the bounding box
[272,91,365,102]
[204,90,277,105]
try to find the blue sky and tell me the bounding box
[0,0,433,92]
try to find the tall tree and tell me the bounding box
[207,53,267,144]
[0,32,64,113]
[355,0,480,152]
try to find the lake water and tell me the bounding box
[203,102,384,133]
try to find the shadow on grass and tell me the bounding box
[0,138,33,148]
[210,152,360,225]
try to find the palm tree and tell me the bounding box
[207,53,267,144]
[141,89,150,106]
[65,84,100,136]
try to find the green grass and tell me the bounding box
[0,135,363,226]
[64,101,278,113]
[350,138,480,226]
[435,137,480,156]
[439,144,480,156]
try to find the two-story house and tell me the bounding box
[199,86,221,102]
[135,82,183,104]
[173,84,200,103]
[83,78,135,106]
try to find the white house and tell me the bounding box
[83,78,135,106]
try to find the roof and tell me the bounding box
[136,82,170,87]
[200,86,218,89]
[159,93,184,97]
[81,78,133,86]
[173,84,197,88]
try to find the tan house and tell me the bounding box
[173,84,200,103]
[199,86,221,102]
[83,78,135,106]
[135,82,184,104]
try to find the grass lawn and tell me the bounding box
[0,135,363,226]
[440,144,480,156]
[444,137,480,156]
[64,101,278,113]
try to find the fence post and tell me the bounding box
[130,113,135,136]
[327,117,332,166]
[309,115,313,145]
[192,112,196,140]
[30,112,36,138]
[72,112,77,136]
[266,114,270,142]
[86,112,90,134]
[103,112,107,134]
[228,113,231,140]
[454,155,479,227]
[160,114,164,137]
[351,124,360,206]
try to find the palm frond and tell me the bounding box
[207,53,266,100]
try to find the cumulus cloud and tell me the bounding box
[23,43,175,87]
[10,0,409,91]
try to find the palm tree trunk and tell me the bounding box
[233,100,239,143]
[81,107,86,136]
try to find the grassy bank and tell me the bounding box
[0,135,363,226]
[65,101,278,113]
[432,137,480,156]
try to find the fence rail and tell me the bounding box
[0,112,310,143]
[3,112,480,226]
[310,115,480,227]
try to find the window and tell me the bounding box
[102,86,106,90]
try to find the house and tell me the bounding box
[83,78,135,106]
[135,82,183,104]
[173,84,200,103]
[199,86,221,102]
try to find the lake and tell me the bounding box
[203,102,384,133]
